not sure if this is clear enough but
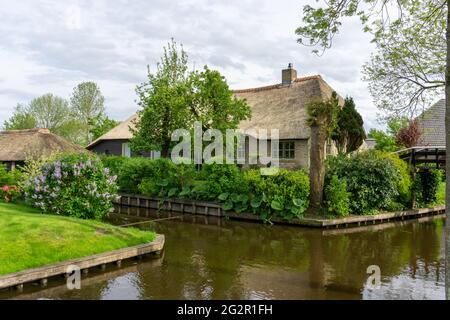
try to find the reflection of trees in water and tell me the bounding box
[135,216,443,299]
[9,214,442,300]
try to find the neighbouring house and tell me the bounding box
[416,99,445,147]
[359,138,377,151]
[87,64,344,169]
[0,128,88,170]
[87,114,161,158]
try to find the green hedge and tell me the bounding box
[414,170,442,207]
[325,150,410,215]
[102,157,310,221]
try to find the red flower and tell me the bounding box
[2,185,9,191]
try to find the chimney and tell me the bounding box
[282,63,297,85]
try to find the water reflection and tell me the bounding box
[1,206,445,300]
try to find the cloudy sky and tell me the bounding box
[0,0,379,130]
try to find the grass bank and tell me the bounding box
[0,202,155,275]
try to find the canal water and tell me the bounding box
[1,206,445,300]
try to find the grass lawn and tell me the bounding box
[0,202,156,276]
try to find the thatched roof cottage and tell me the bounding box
[0,128,87,170]
[87,64,343,169]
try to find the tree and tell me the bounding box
[131,39,194,158]
[307,92,340,208]
[70,81,106,145]
[190,66,251,132]
[362,2,445,118]
[4,94,84,144]
[89,115,119,141]
[332,97,366,154]
[395,119,422,148]
[131,39,251,158]
[368,117,409,152]
[296,0,450,298]
[3,104,37,130]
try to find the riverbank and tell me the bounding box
[117,194,445,228]
[0,202,156,276]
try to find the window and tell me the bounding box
[122,143,131,158]
[279,141,295,159]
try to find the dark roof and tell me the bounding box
[416,99,445,147]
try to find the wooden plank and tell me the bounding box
[0,234,165,290]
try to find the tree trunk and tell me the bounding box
[445,0,450,300]
[161,139,171,158]
[310,125,327,209]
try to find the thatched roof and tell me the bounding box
[416,99,445,147]
[0,128,87,162]
[87,74,343,145]
[234,75,344,140]
[87,114,138,149]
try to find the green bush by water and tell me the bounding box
[23,153,119,220]
[325,150,409,215]
[324,175,350,217]
[102,157,310,221]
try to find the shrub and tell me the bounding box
[23,153,118,220]
[198,164,249,200]
[326,151,402,214]
[0,165,23,187]
[231,169,310,221]
[414,170,442,207]
[0,185,20,203]
[382,152,413,206]
[324,175,350,217]
[133,160,197,198]
[101,156,128,178]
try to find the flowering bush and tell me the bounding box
[24,153,118,220]
[0,185,20,203]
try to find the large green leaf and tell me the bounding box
[168,188,178,198]
[156,179,169,187]
[230,193,241,203]
[178,186,191,197]
[250,196,263,209]
[223,200,234,211]
[218,193,229,201]
[293,198,305,207]
[271,199,284,211]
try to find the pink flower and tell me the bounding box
[2,185,9,191]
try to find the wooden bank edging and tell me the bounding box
[117,194,446,229]
[0,234,165,291]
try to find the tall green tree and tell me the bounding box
[89,114,119,141]
[368,117,409,152]
[4,94,84,144]
[131,39,251,158]
[131,39,194,158]
[332,97,366,154]
[362,2,445,117]
[296,0,450,297]
[190,66,251,132]
[3,104,37,130]
[307,92,340,208]
[70,81,106,145]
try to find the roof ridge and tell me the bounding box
[233,75,322,94]
[0,128,50,135]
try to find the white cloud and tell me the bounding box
[0,0,380,130]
